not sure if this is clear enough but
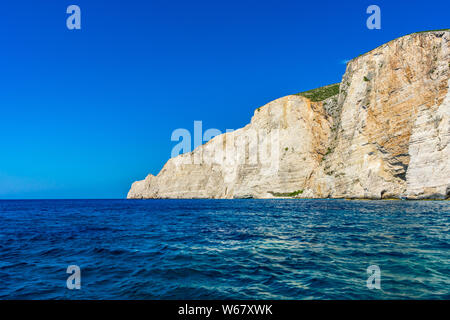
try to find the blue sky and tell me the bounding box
[0,0,448,199]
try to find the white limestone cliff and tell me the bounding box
[128,30,450,200]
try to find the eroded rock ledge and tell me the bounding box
[128,31,450,200]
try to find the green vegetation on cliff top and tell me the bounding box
[295,83,340,102]
[413,28,449,34]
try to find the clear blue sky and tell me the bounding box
[0,0,448,199]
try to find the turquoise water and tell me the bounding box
[0,199,448,299]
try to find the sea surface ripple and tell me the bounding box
[0,199,448,299]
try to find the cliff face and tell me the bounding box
[128,95,333,199]
[128,31,450,200]
[320,30,450,200]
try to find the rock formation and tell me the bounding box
[128,30,450,200]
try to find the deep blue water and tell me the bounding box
[0,199,449,300]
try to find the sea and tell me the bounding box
[0,199,448,299]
